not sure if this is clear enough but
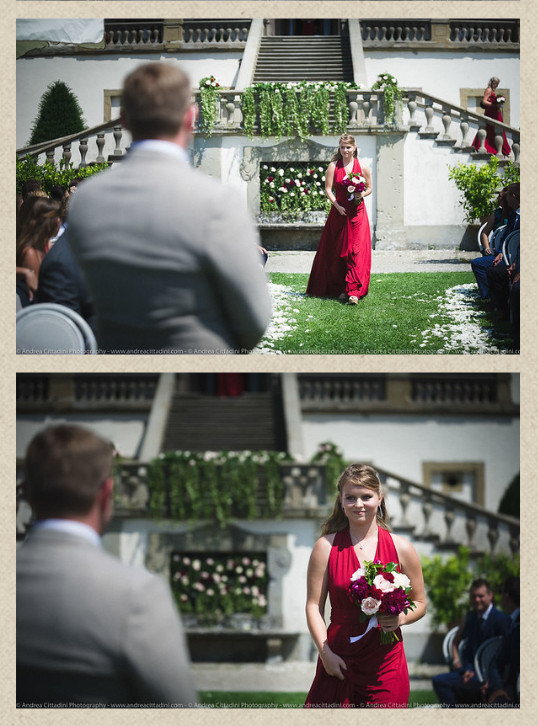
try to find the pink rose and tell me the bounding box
[361,597,381,616]
[373,573,396,593]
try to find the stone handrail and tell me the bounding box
[360,19,519,47]
[17,87,521,168]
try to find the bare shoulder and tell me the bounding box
[391,533,418,560]
[310,533,334,563]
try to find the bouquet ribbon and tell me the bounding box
[349,615,378,643]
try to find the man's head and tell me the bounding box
[24,425,115,530]
[469,578,494,614]
[121,62,194,143]
[501,576,520,611]
[505,182,520,211]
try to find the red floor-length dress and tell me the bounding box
[472,93,511,155]
[306,158,371,300]
[305,527,410,708]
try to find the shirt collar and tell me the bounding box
[481,603,493,620]
[129,139,189,163]
[33,519,101,547]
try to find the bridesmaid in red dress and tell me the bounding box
[304,464,427,708]
[306,135,372,305]
[472,77,511,156]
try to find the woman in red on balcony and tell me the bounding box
[472,77,511,156]
[306,135,372,305]
[304,464,427,708]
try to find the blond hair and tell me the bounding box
[331,134,358,163]
[321,464,391,535]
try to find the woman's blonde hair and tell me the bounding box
[331,134,358,163]
[488,77,500,89]
[321,464,391,535]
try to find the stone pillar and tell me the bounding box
[281,373,304,460]
[374,132,409,249]
[349,19,367,87]
[139,373,176,461]
[235,18,264,90]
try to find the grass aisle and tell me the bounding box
[253,272,516,354]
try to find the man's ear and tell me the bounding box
[184,103,198,131]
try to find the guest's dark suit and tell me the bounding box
[17,527,197,706]
[66,145,272,353]
[432,605,510,706]
[35,233,95,328]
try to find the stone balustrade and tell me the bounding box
[361,19,518,47]
[17,460,517,558]
[17,87,520,170]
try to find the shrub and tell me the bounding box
[448,156,520,223]
[421,546,520,630]
[498,472,519,518]
[16,156,109,196]
[28,80,86,145]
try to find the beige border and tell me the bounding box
[8,1,533,724]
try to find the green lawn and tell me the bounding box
[253,272,516,354]
[199,690,438,707]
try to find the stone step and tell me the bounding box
[254,34,353,83]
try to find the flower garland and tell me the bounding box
[260,163,331,221]
[371,72,403,125]
[198,75,221,135]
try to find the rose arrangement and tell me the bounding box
[496,95,506,106]
[348,560,416,644]
[346,172,367,204]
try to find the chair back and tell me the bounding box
[502,230,520,272]
[442,626,459,665]
[16,303,97,355]
[474,635,503,683]
[490,225,507,255]
[477,222,490,254]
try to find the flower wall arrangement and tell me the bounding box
[171,552,268,623]
[198,75,221,135]
[260,162,331,220]
[371,72,403,125]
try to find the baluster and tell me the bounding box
[422,493,434,538]
[487,521,500,554]
[113,126,123,157]
[361,93,371,125]
[46,149,55,165]
[79,138,88,168]
[96,134,105,164]
[424,102,435,133]
[475,121,487,153]
[226,27,233,43]
[508,527,519,555]
[459,115,470,148]
[444,508,455,544]
[493,126,504,157]
[465,514,477,550]
[399,483,411,528]
[407,92,419,129]
[225,96,236,125]
[348,95,359,126]
[512,137,520,164]
[441,107,453,140]
[62,143,72,168]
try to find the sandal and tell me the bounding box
[348,296,359,305]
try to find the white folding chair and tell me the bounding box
[16,303,98,355]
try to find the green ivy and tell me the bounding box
[421,546,520,630]
[371,72,403,125]
[448,156,520,222]
[309,441,348,497]
[198,75,221,136]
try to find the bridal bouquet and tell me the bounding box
[347,560,415,644]
[496,95,506,106]
[346,172,367,204]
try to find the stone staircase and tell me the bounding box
[161,392,286,453]
[253,35,354,83]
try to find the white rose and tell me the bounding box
[351,567,366,582]
[392,572,411,589]
[373,574,396,593]
[361,597,381,616]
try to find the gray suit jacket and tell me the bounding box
[65,145,272,353]
[17,527,198,706]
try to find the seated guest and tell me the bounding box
[471,183,520,299]
[17,424,198,707]
[35,231,95,329]
[484,577,520,707]
[479,188,509,255]
[432,579,510,707]
[16,196,61,305]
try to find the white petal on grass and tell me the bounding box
[252,282,298,354]
[420,284,508,353]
